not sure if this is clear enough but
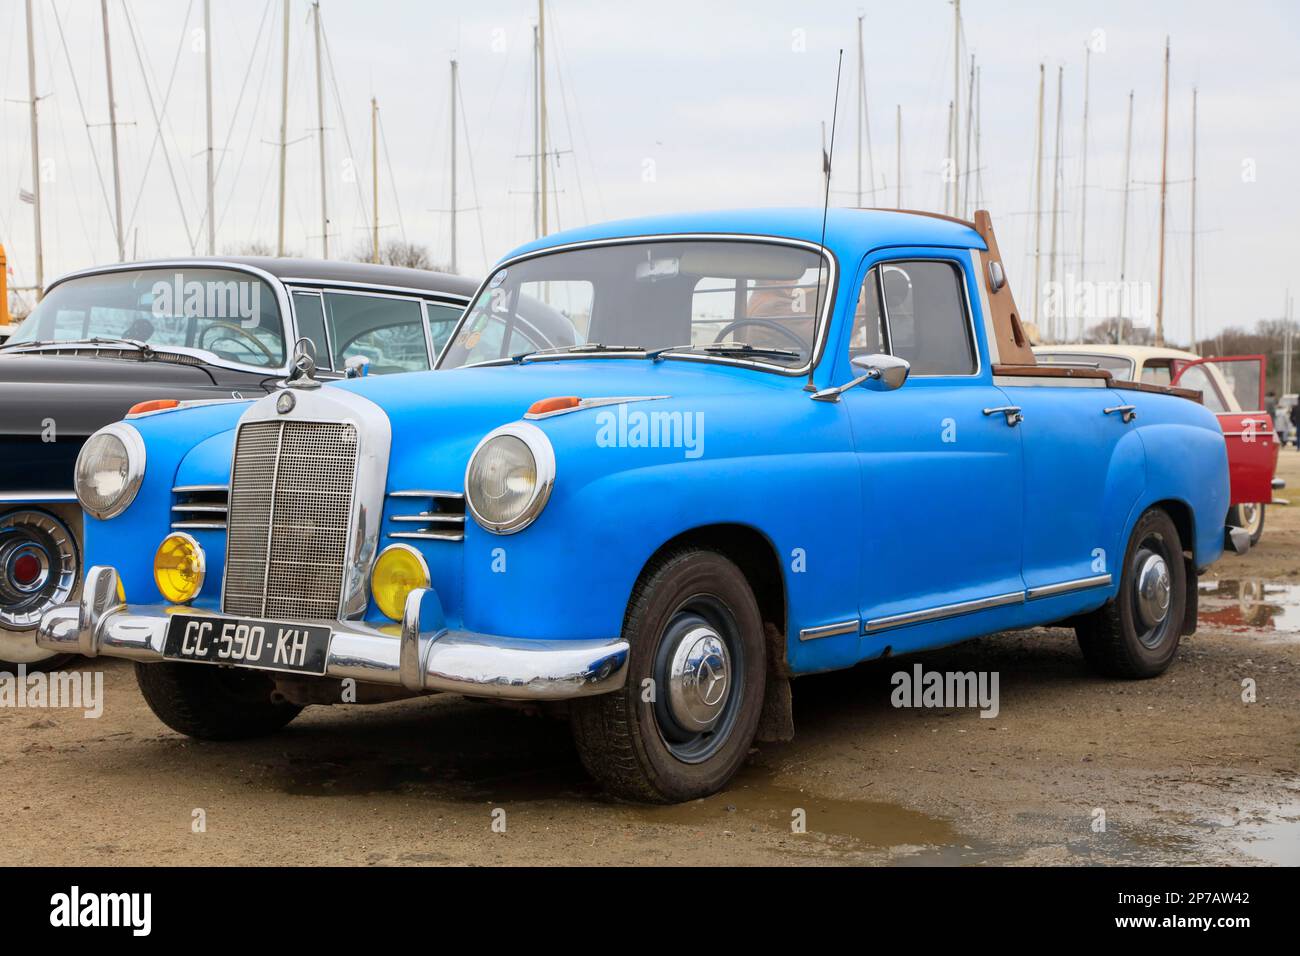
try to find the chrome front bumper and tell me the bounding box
[37,566,628,701]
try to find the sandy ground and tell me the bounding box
[2,452,1297,866]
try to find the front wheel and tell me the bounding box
[1228,502,1265,545]
[570,549,766,803]
[135,662,302,740]
[1076,508,1187,679]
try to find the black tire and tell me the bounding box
[570,548,766,803]
[1076,508,1187,679]
[1227,502,1265,545]
[135,662,302,740]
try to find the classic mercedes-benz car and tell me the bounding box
[1,257,477,669]
[1035,344,1284,544]
[39,209,1237,803]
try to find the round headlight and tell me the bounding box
[153,533,206,604]
[465,422,555,534]
[75,423,146,520]
[371,544,430,621]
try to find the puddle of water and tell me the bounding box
[1197,579,1300,635]
[1201,803,1300,865]
[636,766,989,864]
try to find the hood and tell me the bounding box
[333,358,790,493]
[0,351,246,437]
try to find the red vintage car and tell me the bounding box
[1035,345,1283,544]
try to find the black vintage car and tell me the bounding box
[0,257,477,667]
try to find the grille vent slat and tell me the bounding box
[171,485,229,530]
[387,490,465,542]
[222,420,358,619]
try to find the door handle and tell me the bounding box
[983,405,1023,426]
[1103,404,1138,423]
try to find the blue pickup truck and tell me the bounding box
[40,208,1236,802]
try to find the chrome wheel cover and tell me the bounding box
[0,510,79,650]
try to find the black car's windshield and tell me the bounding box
[6,267,287,369]
[438,239,829,371]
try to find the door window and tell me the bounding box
[322,292,430,373]
[851,260,975,375]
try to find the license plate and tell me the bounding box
[163,614,331,676]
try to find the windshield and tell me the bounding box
[438,239,830,371]
[6,267,287,369]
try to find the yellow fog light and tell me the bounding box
[153,533,206,605]
[371,544,430,621]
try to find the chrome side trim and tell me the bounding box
[864,590,1024,633]
[798,620,859,642]
[172,484,229,494]
[1025,574,1113,600]
[0,491,77,503]
[386,490,466,542]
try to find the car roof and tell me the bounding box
[48,256,481,300]
[499,207,987,263]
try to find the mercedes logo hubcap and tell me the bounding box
[667,626,731,732]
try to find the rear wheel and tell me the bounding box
[135,662,302,740]
[1076,508,1187,679]
[570,549,766,803]
[1228,502,1265,545]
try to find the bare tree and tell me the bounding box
[349,239,450,273]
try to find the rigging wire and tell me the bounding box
[455,65,489,270]
[212,0,275,238]
[120,0,197,252]
[377,106,406,246]
[320,14,373,251]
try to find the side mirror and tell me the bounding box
[344,354,371,379]
[850,353,910,392]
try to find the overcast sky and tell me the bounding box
[2,0,1297,343]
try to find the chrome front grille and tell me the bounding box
[222,420,358,619]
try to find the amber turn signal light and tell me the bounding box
[527,396,581,416]
[127,399,181,417]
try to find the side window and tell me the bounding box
[877,261,975,375]
[292,292,331,370]
[425,302,464,358]
[323,292,430,374]
[1142,362,1172,387]
[848,267,888,357]
[1174,365,1228,414]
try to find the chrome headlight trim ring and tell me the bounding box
[464,421,556,535]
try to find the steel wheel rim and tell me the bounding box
[1131,537,1173,649]
[651,595,745,765]
[1239,503,1263,536]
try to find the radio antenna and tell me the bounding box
[807,49,844,392]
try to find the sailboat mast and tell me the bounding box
[895,104,902,208]
[24,0,43,291]
[371,97,379,264]
[856,15,863,206]
[1118,90,1133,343]
[1032,64,1045,332]
[450,59,458,275]
[204,0,216,255]
[1155,37,1170,347]
[1190,87,1198,354]
[962,54,974,218]
[1079,44,1090,289]
[100,0,125,262]
[1049,66,1063,341]
[313,1,328,257]
[538,0,548,237]
[276,0,290,256]
[532,24,540,240]
[950,0,961,216]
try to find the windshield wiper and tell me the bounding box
[515,343,646,363]
[650,342,803,362]
[1,336,156,358]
